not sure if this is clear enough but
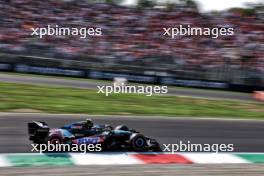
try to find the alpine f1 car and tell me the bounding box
[28,119,161,152]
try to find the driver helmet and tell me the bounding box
[85,118,93,129]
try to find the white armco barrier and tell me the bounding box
[113,77,127,86]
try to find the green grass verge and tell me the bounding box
[0,82,263,118]
[1,72,249,96]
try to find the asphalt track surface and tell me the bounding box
[1,165,264,176]
[1,114,264,175]
[1,113,264,153]
[0,73,253,101]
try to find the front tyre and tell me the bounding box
[130,134,147,151]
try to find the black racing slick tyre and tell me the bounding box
[48,135,62,144]
[130,134,147,151]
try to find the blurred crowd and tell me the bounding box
[0,0,263,73]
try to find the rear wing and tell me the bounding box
[28,121,50,143]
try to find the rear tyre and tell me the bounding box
[49,135,62,144]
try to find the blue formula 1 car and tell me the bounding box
[28,119,160,152]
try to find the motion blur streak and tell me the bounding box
[0,73,253,101]
[1,165,264,176]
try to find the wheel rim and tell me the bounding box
[135,138,145,147]
[50,138,60,144]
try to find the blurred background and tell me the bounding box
[1,0,264,159]
[0,0,263,90]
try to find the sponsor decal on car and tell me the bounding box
[73,137,104,144]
